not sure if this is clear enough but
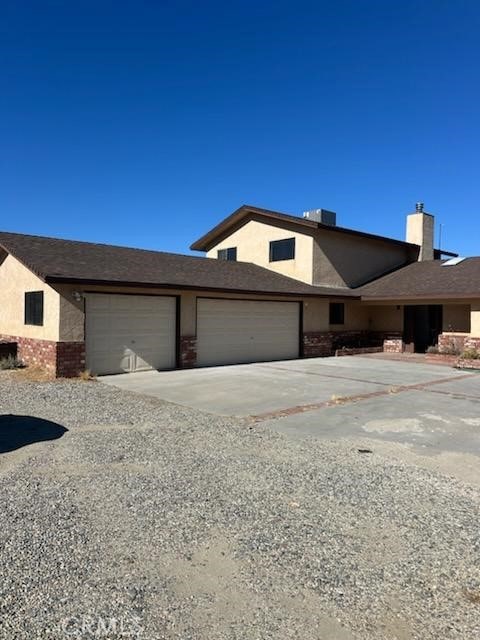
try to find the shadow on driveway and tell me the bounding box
[0,415,68,454]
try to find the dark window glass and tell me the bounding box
[329,302,345,325]
[269,238,295,262]
[25,291,44,326]
[217,247,237,261]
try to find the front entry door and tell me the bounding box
[403,305,443,353]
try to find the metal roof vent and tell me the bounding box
[416,202,424,212]
[442,257,466,266]
[303,209,337,226]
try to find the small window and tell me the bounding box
[329,302,345,325]
[217,247,237,261]
[25,291,44,326]
[269,238,295,262]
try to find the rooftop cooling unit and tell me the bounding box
[303,209,337,226]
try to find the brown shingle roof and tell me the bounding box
[358,258,480,300]
[0,231,354,298]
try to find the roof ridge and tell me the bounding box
[190,204,429,252]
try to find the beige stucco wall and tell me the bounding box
[0,253,60,341]
[363,305,404,332]
[206,219,314,284]
[337,301,369,330]
[313,232,415,288]
[56,283,346,340]
[304,298,329,332]
[471,304,480,336]
[443,305,471,333]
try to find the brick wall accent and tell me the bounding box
[438,333,467,354]
[179,335,197,368]
[0,341,17,359]
[456,358,480,370]
[0,334,85,377]
[0,334,57,373]
[56,341,86,377]
[383,337,404,353]
[464,336,480,352]
[303,330,393,358]
[303,332,334,357]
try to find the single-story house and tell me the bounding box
[1,202,479,376]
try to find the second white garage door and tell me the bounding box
[196,298,300,367]
[86,294,177,375]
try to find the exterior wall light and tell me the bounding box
[72,291,84,302]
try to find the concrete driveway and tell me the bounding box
[103,356,480,479]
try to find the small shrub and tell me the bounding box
[78,369,95,381]
[460,348,480,360]
[426,345,439,354]
[0,355,24,370]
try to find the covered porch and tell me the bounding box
[363,301,479,355]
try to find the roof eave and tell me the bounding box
[361,293,480,302]
[46,275,356,299]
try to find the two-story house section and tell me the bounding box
[190,204,429,288]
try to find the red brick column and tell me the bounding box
[383,337,404,353]
[438,333,467,354]
[303,332,334,357]
[179,336,197,368]
[56,342,86,377]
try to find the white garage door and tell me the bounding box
[197,298,300,367]
[86,294,176,375]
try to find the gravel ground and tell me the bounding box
[0,372,479,640]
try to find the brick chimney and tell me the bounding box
[406,202,434,261]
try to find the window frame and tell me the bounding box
[217,247,237,261]
[24,291,44,326]
[329,302,345,325]
[269,237,295,262]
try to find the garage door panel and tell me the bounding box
[197,299,299,367]
[86,294,176,375]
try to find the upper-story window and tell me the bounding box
[25,291,44,326]
[269,238,295,262]
[217,247,237,261]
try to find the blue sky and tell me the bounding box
[1,1,479,255]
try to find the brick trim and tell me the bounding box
[303,330,395,358]
[303,332,334,358]
[179,336,197,368]
[438,333,466,354]
[56,341,86,377]
[0,334,85,377]
[383,337,404,353]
